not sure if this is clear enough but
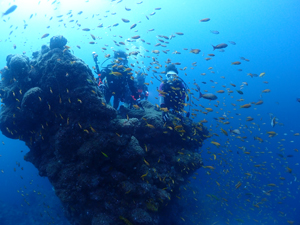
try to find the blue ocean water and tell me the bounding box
[0,0,299,224]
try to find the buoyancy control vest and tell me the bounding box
[161,79,186,110]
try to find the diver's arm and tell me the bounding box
[128,76,139,100]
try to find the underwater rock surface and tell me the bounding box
[0,36,208,225]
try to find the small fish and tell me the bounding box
[101,152,108,158]
[211,141,220,147]
[190,49,201,54]
[160,107,168,112]
[235,182,242,189]
[259,72,266,77]
[2,5,17,17]
[130,24,137,29]
[202,166,215,170]
[221,128,228,136]
[237,90,243,95]
[82,28,90,31]
[229,41,236,45]
[296,98,300,103]
[254,136,263,142]
[240,103,251,108]
[90,34,96,40]
[124,68,133,72]
[266,131,277,136]
[146,123,155,129]
[110,72,122,76]
[144,158,150,166]
[131,35,140,39]
[141,172,148,178]
[200,18,210,22]
[210,30,219,34]
[176,32,184,35]
[246,117,254,121]
[41,33,50,39]
[121,18,130,23]
[262,89,271,93]
[231,61,241,65]
[212,43,228,51]
[200,93,218,100]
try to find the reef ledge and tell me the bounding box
[0,36,208,225]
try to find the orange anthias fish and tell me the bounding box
[240,104,251,108]
[262,89,271,93]
[110,72,122,76]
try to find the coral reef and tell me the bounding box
[0,36,208,225]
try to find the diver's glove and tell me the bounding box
[162,111,170,122]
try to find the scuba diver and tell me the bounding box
[92,50,142,110]
[158,64,189,122]
[135,70,149,101]
[123,70,149,107]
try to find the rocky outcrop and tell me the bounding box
[0,36,208,225]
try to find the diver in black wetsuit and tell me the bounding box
[158,64,188,121]
[93,50,141,109]
[135,71,149,101]
[123,70,149,107]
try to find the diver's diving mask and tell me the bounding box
[166,71,177,81]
